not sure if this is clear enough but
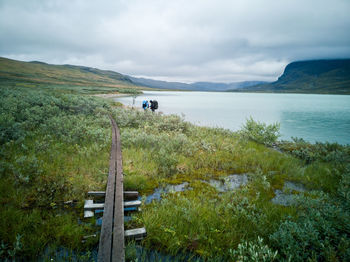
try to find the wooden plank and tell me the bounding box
[84,199,93,206]
[88,191,139,200]
[87,191,105,197]
[125,228,147,239]
[124,191,139,200]
[98,116,117,262]
[84,210,94,218]
[112,120,125,261]
[84,202,104,210]
[84,200,140,210]
[124,200,141,208]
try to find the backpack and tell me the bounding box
[153,100,158,109]
[142,100,147,108]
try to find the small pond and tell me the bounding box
[145,182,190,204]
[203,174,248,192]
[271,181,307,206]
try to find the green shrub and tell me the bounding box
[270,179,350,261]
[279,137,350,166]
[229,236,278,262]
[0,86,110,258]
[240,117,280,146]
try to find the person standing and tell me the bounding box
[150,100,158,112]
[142,100,149,110]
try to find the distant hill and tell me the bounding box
[233,59,350,94]
[0,57,143,93]
[130,76,267,91]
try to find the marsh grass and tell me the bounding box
[1,82,349,260]
[0,86,111,259]
[115,109,349,260]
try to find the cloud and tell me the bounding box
[0,0,349,82]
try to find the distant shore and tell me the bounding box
[92,92,137,98]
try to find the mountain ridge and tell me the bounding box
[232,59,350,94]
[1,57,349,94]
[0,57,141,92]
[129,75,268,91]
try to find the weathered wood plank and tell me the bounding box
[124,191,139,200]
[84,200,104,210]
[87,191,105,197]
[124,200,141,208]
[88,191,139,199]
[112,120,125,261]
[98,116,117,262]
[84,210,94,218]
[84,200,140,211]
[125,228,147,239]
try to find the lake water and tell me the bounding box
[115,91,350,144]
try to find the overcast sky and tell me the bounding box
[0,0,349,83]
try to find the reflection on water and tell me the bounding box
[115,91,350,144]
[144,175,249,203]
[145,182,190,204]
[204,174,248,192]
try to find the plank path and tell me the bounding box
[98,115,125,262]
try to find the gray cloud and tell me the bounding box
[1,0,349,82]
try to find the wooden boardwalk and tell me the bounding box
[84,116,146,262]
[98,115,125,262]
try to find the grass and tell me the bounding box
[1,79,350,261]
[0,85,112,259]
[114,105,350,260]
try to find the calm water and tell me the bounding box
[115,91,350,144]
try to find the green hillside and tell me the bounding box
[0,57,143,94]
[233,59,350,94]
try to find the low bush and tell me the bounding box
[270,168,350,261]
[240,117,280,146]
[229,237,278,262]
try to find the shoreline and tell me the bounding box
[91,93,136,99]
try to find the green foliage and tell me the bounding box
[229,237,278,262]
[0,86,111,258]
[140,186,285,259]
[279,137,350,166]
[270,168,350,261]
[0,234,22,261]
[240,117,281,146]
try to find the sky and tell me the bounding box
[0,0,350,83]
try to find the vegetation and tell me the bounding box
[1,79,350,261]
[239,117,280,146]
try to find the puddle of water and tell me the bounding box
[271,181,306,206]
[271,190,297,206]
[206,174,248,192]
[284,181,306,192]
[145,182,189,204]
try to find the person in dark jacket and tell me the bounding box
[150,100,158,112]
